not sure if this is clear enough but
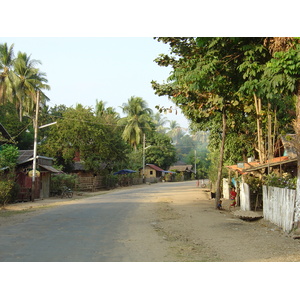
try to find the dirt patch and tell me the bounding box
[145,186,300,262]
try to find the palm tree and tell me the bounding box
[118,96,153,150]
[95,99,119,126]
[0,43,15,104]
[152,112,169,133]
[167,120,185,144]
[95,99,107,117]
[11,51,50,121]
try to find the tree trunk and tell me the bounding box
[294,82,300,228]
[254,93,265,163]
[215,108,226,208]
[267,101,274,169]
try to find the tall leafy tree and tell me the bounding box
[260,38,300,226]
[95,99,119,126]
[144,131,177,169]
[39,105,128,173]
[152,112,169,134]
[167,120,185,144]
[0,43,15,104]
[0,101,33,149]
[11,51,50,121]
[152,37,298,207]
[95,99,107,117]
[118,96,153,150]
[152,37,244,206]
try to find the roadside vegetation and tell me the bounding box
[152,37,300,205]
[1,38,300,206]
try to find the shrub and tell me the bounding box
[104,174,118,189]
[243,174,263,192]
[263,173,296,189]
[0,180,20,206]
[50,173,78,194]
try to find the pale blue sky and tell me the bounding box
[1,37,190,129]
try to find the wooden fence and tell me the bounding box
[76,175,104,191]
[263,186,296,233]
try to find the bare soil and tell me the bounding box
[2,185,300,262]
[124,184,300,262]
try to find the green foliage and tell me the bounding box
[50,174,78,193]
[264,43,300,97]
[39,105,128,173]
[0,102,34,149]
[243,174,263,192]
[145,131,177,169]
[0,144,19,171]
[118,96,153,150]
[153,37,299,191]
[0,180,19,206]
[263,173,296,189]
[103,174,118,189]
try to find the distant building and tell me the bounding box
[140,164,165,182]
[168,161,194,180]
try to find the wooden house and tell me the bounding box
[16,150,61,200]
[140,164,165,182]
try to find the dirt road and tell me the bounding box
[1,181,300,262]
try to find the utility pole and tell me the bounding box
[194,149,197,176]
[142,134,151,183]
[143,134,146,183]
[31,90,40,202]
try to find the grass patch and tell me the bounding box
[0,205,53,218]
[0,209,34,218]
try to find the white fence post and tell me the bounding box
[240,182,250,211]
[223,178,229,199]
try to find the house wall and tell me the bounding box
[140,167,157,178]
[263,185,296,233]
[145,167,156,178]
[16,172,43,200]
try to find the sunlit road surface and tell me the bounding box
[0,182,193,262]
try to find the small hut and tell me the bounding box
[16,150,61,200]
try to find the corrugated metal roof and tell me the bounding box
[146,164,164,172]
[40,165,62,173]
[226,156,295,174]
[17,150,53,164]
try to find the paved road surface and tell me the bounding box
[0,183,169,262]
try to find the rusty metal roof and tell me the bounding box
[145,164,164,172]
[226,156,295,174]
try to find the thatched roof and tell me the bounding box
[168,161,193,172]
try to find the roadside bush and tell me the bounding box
[50,173,78,195]
[164,173,174,182]
[104,174,118,189]
[263,173,296,189]
[0,180,20,207]
[175,173,183,182]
